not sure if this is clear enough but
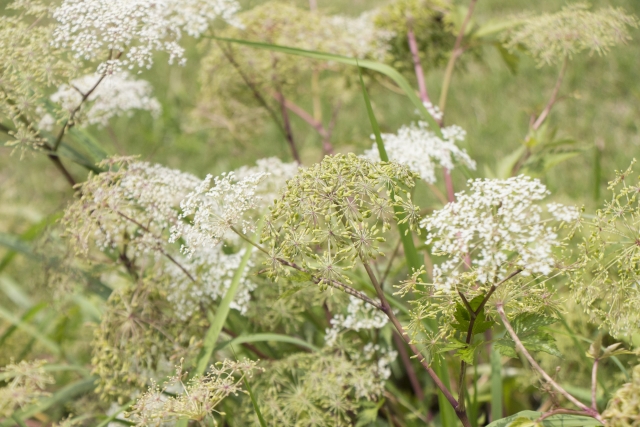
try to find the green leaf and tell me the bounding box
[457,342,482,365]
[0,303,62,356]
[494,340,518,359]
[355,399,385,427]
[486,411,602,427]
[512,313,557,336]
[496,145,526,179]
[287,270,313,283]
[494,43,520,74]
[68,128,109,162]
[243,375,267,427]
[0,302,46,348]
[215,333,319,353]
[193,218,264,377]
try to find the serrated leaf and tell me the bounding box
[494,340,518,358]
[456,341,482,365]
[520,333,562,358]
[512,313,557,337]
[438,338,468,353]
[355,399,385,427]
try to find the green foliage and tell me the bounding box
[502,3,638,67]
[494,313,561,358]
[571,160,640,337]
[374,0,456,73]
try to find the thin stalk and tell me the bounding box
[496,304,603,422]
[275,88,302,164]
[591,359,599,410]
[392,330,425,401]
[439,0,478,116]
[532,57,568,131]
[361,260,471,427]
[230,226,382,309]
[407,25,431,105]
[457,270,522,411]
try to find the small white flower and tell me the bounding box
[170,171,267,257]
[421,176,564,289]
[325,296,388,346]
[44,72,161,128]
[52,0,242,72]
[363,121,476,184]
[547,202,581,222]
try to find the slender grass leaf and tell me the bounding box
[490,344,503,422]
[95,401,134,427]
[208,36,443,136]
[1,377,96,426]
[0,302,45,348]
[216,333,319,353]
[0,303,61,356]
[243,375,267,427]
[194,219,264,377]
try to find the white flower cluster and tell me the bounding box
[547,202,581,223]
[423,101,443,122]
[422,176,565,289]
[325,296,388,346]
[170,171,266,257]
[363,121,476,184]
[40,72,161,129]
[162,246,255,320]
[233,157,299,208]
[327,11,395,60]
[63,158,200,256]
[362,342,397,383]
[52,0,242,73]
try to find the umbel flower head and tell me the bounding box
[62,156,200,258]
[0,360,54,417]
[170,170,267,258]
[40,72,161,130]
[502,3,638,66]
[571,161,640,337]
[52,0,242,73]
[421,175,571,290]
[603,364,640,427]
[128,359,260,426]
[0,1,80,150]
[363,121,476,184]
[263,153,420,288]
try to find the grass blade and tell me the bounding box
[209,36,443,137]
[243,375,267,427]
[0,303,61,356]
[215,333,319,353]
[0,377,96,426]
[357,66,456,427]
[193,218,264,377]
[490,343,503,422]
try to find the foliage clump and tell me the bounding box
[503,3,638,66]
[571,161,640,337]
[603,364,640,427]
[128,359,261,426]
[239,350,389,426]
[374,0,456,73]
[0,360,54,417]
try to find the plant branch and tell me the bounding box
[532,56,568,131]
[230,226,382,309]
[275,87,302,164]
[407,25,431,105]
[456,269,522,411]
[497,304,602,421]
[392,331,425,401]
[591,358,599,410]
[361,259,471,427]
[439,0,478,116]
